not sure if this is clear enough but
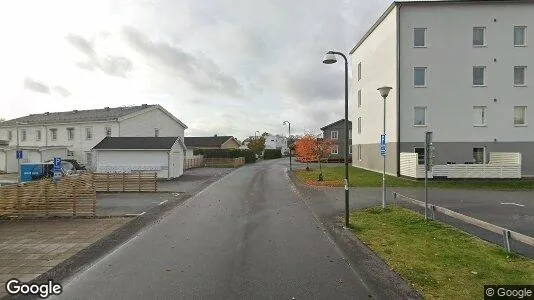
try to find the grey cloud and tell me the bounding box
[53,86,71,97]
[121,27,243,97]
[66,34,133,78]
[23,78,50,94]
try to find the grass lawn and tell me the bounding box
[350,206,534,299]
[294,166,534,190]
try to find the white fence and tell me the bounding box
[400,152,522,179]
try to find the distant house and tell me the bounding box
[264,134,289,155]
[92,136,186,179]
[184,135,241,157]
[320,119,353,160]
[0,104,187,172]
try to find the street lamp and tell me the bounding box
[254,131,260,139]
[283,121,291,171]
[377,86,392,209]
[323,50,350,228]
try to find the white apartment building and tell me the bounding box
[264,134,289,155]
[351,0,534,176]
[0,104,187,172]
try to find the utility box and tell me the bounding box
[19,163,54,183]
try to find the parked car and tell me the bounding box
[44,159,86,171]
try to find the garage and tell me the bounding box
[92,137,186,179]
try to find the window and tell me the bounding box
[67,127,75,140]
[349,145,352,154]
[331,130,338,139]
[514,66,526,86]
[414,28,426,47]
[414,147,425,165]
[473,106,487,126]
[50,128,57,141]
[155,128,159,137]
[357,62,362,81]
[331,145,339,155]
[514,106,527,125]
[21,129,26,141]
[348,129,352,139]
[414,107,427,126]
[414,67,426,87]
[514,26,526,46]
[8,131,12,141]
[357,117,362,134]
[67,150,74,157]
[473,66,485,86]
[85,152,93,167]
[473,27,485,46]
[357,89,362,107]
[85,127,92,140]
[357,144,362,161]
[105,127,112,137]
[36,130,41,141]
[473,147,484,164]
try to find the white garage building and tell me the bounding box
[92,137,186,179]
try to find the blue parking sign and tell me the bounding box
[16,150,23,160]
[53,157,62,181]
[380,134,386,146]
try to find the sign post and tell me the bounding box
[424,132,433,220]
[380,134,386,157]
[53,157,62,182]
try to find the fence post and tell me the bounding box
[430,205,436,220]
[44,180,49,216]
[72,180,77,216]
[393,192,397,204]
[138,172,141,192]
[107,173,110,192]
[154,173,157,192]
[122,173,125,192]
[503,229,512,253]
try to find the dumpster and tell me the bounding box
[19,163,54,183]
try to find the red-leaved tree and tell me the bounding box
[295,134,316,171]
[313,138,334,181]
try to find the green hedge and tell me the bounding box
[263,149,282,160]
[193,149,257,163]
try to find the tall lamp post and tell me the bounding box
[283,121,291,171]
[377,86,392,209]
[322,50,350,228]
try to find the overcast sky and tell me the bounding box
[0,0,391,140]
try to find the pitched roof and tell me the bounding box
[320,119,352,131]
[92,137,179,150]
[0,104,156,126]
[184,136,237,148]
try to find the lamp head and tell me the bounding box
[322,52,337,64]
[377,86,393,98]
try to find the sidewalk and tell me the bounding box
[0,217,131,298]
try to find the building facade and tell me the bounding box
[264,134,289,155]
[351,0,534,176]
[0,104,187,172]
[320,120,353,160]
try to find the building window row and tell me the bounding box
[413,106,527,126]
[5,126,113,142]
[412,66,527,87]
[413,26,527,47]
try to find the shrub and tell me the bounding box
[263,149,282,160]
[193,149,257,163]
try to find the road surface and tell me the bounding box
[53,159,385,299]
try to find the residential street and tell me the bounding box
[52,159,414,300]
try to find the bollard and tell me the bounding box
[430,205,436,220]
[502,229,512,253]
[393,192,397,204]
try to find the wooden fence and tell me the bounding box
[393,192,534,253]
[204,157,245,168]
[185,155,204,170]
[0,173,96,217]
[92,172,157,192]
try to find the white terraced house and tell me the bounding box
[351,0,534,176]
[0,104,187,172]
[264,134,289,155]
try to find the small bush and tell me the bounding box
[263,149,282,160]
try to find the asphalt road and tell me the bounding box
[52,159,402,299]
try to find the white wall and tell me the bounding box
[351,6,398,145]
[399,2,534,143]
[0,151,5,172]
[95,150,169,178]
[119,108,185,138]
